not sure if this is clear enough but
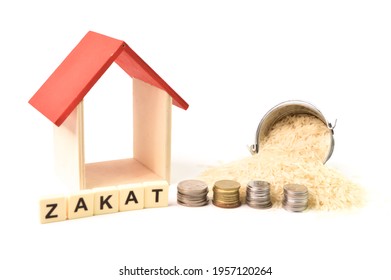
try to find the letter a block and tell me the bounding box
[144,180,169,208]
[40,196,67,224]
[118,183,145,211]
[94,186,119,215]
[68,190,94,219]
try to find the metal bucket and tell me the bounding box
[249,100,335,163]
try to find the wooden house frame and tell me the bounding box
[29,31,188,192]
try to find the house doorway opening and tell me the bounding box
[84,63,133,163]
[84,63,134,187]
[82,64,164,189]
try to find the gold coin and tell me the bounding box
[212,200,241,208]
[212,180,241,208]
[213,180,241,190]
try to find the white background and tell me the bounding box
[1,1,391,279]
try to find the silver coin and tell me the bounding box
[177,180,209,207]
[248,203,272,209]
[177,180,209,193]
[246,180,273,209]
[247,194,269,199]
[177,192,207,199]
[177,195,207,201]
[247,180,270,191]
[283,196,307,202]
[282,184,308,212]
[283,204,307,212]
[177,196,209,207]
[247,202,272,208]
[177,200,209,207]
[283,184,308,194]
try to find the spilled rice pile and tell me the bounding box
[199,114,364,210]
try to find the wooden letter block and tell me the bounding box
[144,180,169,208]
[118,183,144,212]
[68,190,94,220]
[93,186,119,215]
[40,196,67,224]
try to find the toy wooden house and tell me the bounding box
[29,31,188,192]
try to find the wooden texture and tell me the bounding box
[115,44,188,110]
[68,190,94,219]
[144,180,169,208]
[29,32,124,126]
[93,186,119,215]
[133,79,172,182]
[118,183,145,211]
[85,159,162,189]
[54,103,85,191]
[30,31,189,192]
[39,181,170,223]
[40,196,67,224]
[29,31,188,126]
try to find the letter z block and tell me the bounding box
[118,183,144,212]
[68,190,94,220]
[40,196,67,224]
[93,186,119,215]
[144,180,169,208]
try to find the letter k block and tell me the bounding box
[93,186,119,215]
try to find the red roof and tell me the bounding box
[29,31,189,126]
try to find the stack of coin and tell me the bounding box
[282,184,308,212]
[212,180,241,208]
[177,180,209,207]
[246,180,272,209]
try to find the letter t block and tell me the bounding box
[144,180,169,208]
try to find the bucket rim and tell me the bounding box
[249,100,335,163]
